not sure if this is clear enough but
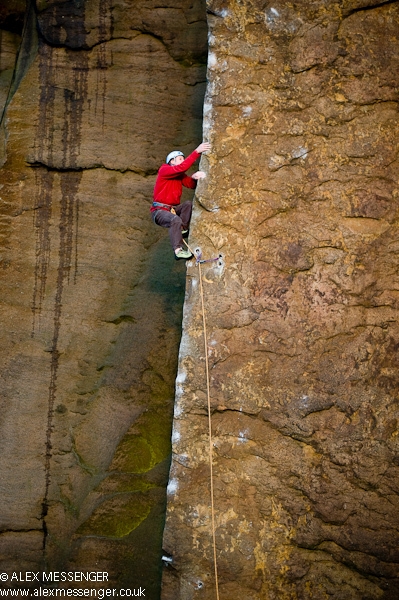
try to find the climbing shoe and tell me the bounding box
[174,248,192,260]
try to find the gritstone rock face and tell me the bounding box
[162,1,399,599]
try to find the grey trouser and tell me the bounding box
[152,201,192,250]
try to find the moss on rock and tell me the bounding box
[77,493,153,538]
[110,410,172,475]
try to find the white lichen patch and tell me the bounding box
[176,370,187,384]
[175,382,184,400]
[207,52,217,69]
[238,429,249,443]
[173,402,183,418]
[203,102,212,117]
[208,33,216,46]
[167,478,179,496]
[175,453,190,467]
[178,331,192,360]
[171,426,181,444]
[265,7,280,26]
[292,146,308,159]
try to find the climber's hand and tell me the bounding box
[196,142,211,154]
[192,171,206,180]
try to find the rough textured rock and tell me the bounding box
[162,1,399,598]
[0,0,206,595]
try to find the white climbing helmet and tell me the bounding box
[166,150,184,164]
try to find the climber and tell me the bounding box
[151,142,211,259]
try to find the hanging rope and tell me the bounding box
[183,238,220,600]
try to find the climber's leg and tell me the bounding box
[153,209,187,252]
[175,201,192,233]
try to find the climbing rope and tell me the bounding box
[183,239,221,600]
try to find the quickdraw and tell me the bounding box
[194,248,223,265]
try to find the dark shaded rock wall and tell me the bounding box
[0,1,24,142]
[162,1,399,599]
[0,0,207,595]
[0,30,20,113]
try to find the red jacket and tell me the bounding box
[151,150,200,212]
